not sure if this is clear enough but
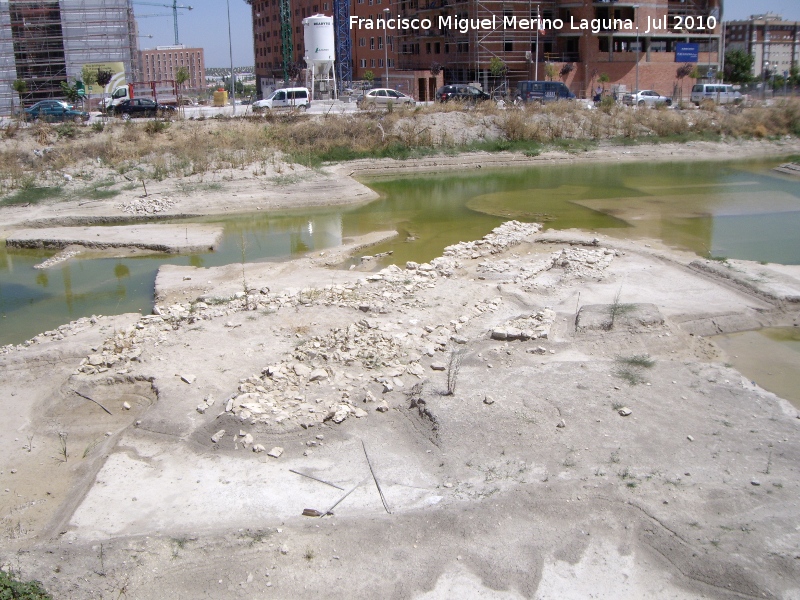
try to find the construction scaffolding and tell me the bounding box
[0,0,139,116]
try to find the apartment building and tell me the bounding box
[724,13,799,79]
[247,0,722,99]
[0,0,139,115]
[139,45,206,91]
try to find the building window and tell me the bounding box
[504,41,512,51]
[370,37,375,49]
[360,37,366,46]
[360,59,367,67]
[370,58,375,67]
[379,59,383,67]
[378,37,383,49]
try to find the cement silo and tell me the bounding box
[303,15,336,100]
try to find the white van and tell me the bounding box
[253,87,310,111]
[690,84,742,105]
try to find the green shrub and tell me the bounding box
[0,569,52,599]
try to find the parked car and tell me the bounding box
[252,87,310,111]
[24,100,89,123]
[690,84,742,105]
[358,88,415,109]
[623,90,672,107]
[516,81,575,103]
[111,98,176,119]
[436,85,491,103]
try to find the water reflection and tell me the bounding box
[1,157,799,345]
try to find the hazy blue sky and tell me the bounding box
[134,0,800,68]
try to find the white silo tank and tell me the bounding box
[303,15,336,99]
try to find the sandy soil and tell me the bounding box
[1,216,799,598]
[1,141,800,599]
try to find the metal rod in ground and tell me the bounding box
[71,389,112,415]
[320,477,369,517]
[289,469,344,490]
[362,440,392,514]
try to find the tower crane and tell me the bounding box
[133,1,193,46]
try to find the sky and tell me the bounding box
[134,0,800,68]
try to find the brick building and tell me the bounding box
[724,13,799,79]
[139,45,206,91]
[246,0,722,100]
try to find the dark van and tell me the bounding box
[516,81,575,103]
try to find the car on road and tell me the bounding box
[690,84,742,105]
[24,100,89,123]
[252,87,310,111]
[436,85,491,103]
[111,98,176,119]
[623,90,672,107]
[357,88,415,109]
[516,81,576,103]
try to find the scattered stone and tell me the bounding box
[267,447,284,458]
[556,419,566,428]
[618,407,632,417]
[430,362,446,371]
[309,368,328,382]
[331,404,350,423]
[293,364,312,377]
[181,374,196,385]
[483,395,495,405]
[253,444,266,453]
[353,407,368,418]
[443,482,454,489]
[687,435,694,442]
[279,545,289,555]
[376,401,389,413]
[211,430,226,443]
[491,329,508,340]
[751,480,761,486]
[122,401,131,410]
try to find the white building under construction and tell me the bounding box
[0,0,139,115]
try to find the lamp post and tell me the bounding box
[383,8,390,88]
[633,5,639,98]
[226,0,236,115]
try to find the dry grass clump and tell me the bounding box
[1,99,799,198]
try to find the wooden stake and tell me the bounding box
[71,389,112,415]
[289,469,344,490]
[362,440,392,514]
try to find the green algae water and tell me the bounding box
[1,156,799,345]
[713,327,800,408]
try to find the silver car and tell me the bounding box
[623,90,672,107]
[358,88,415,109]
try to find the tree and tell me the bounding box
[95,69,112,116]
[429,61,441,77]
[11,79,27,118]
[790,64,800,87]
[544,62,557,81]
[81,64,97,111]
[60,80,81,104]
[363,70,375,87]
[724,49,754,84]
[597,72,610,93]
[175,66,190,115]
[559,63,574,78]
[676,63,693,101]
[489,57,507,93]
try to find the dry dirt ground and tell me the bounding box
[1,143,800,599]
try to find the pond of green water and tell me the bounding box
[1,155,798,345]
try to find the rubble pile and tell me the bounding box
[490,309,556,341]
[118,195,177,215]
[441,220,541,261]
[1,315,109,355]
[75,315,168,375]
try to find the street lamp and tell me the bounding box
[633,5,639,97]
[383,8,391,88]
[226,0,236,115]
